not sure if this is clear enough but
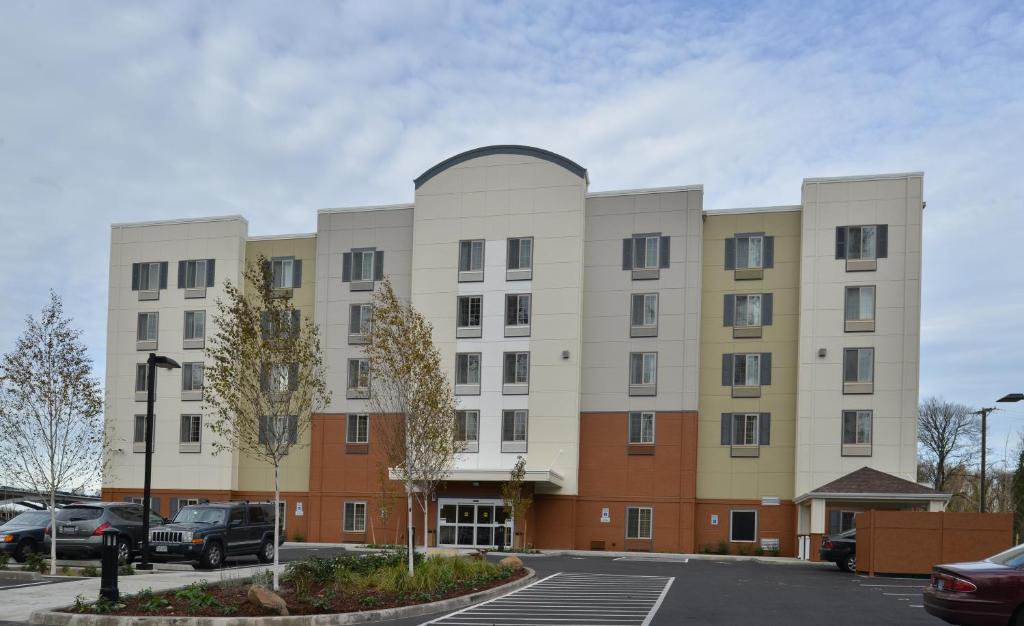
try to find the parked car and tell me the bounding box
[923,543,1024,626]
[820,529,857,572]
[1,511,52,563]
[45,502,165,563]
[146,501,283,569]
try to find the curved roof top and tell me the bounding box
[414,145,588,189]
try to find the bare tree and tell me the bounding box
[500,456,533,550]
[365,278,457,574]
[204,256,329,589]
[918,397,979,492]
[0,292,103,575]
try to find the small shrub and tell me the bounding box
[311,589,336,611]
[715,540,729,555]
[60,565,72,576]
[80,565,100,577]
[219,605,239,616]
[292,532,305,543]
[23,552,47,574]
[72,595,90,612]
[250,570,273,587]
[118,563,135,576]
[93,595,125,614]
[134,588,171,612]
[175,580,219,613]
[0,553,10,569]
[753,546,764,556]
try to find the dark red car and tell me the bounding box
[923,543,1024,625]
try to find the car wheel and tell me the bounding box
[13,540,36,563]
[200,542,223,569]
[257,539,274,564]
[116,538,132,564]
[841,554,856,573]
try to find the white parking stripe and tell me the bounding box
[423,572,674,626]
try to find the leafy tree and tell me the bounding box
[0,292,104,575]
[365,278,457,574]
[918,397,979,492]
[204,256,330,589]
[501,456,533,550]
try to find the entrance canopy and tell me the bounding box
[388,467,564,489]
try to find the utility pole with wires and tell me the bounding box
[973,407,997,513]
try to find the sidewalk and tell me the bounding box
[0,563,280,623]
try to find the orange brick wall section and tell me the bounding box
[694,500,797,556]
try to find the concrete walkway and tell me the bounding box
[0,564,279,623]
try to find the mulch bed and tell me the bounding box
[67,568,527,617]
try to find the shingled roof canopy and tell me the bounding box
[796,467,949,503]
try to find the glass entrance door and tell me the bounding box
[438,499,512,548]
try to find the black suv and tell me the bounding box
[147,501,282,569]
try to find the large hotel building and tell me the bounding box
[102,146,946,557]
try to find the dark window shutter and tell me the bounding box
[721,354,734,387]
[828,510,841,534]
[260,364,270,391]
[759,413,771,446]
[151,497,161,516]
[258,416,268,444]
[292,260,302,288]
[159,262,168,289]
[260,312,271,339]
[760,353,772,385]
[836,227,847,259]
[631,295,644,326]
[347,415,357,442]
[177,261,186,288]
[288,363,299,391]
[207,259,216,287]
[342,253,352,282]
[877,224,888,258]
[764,236,775,268]
[723,295,735,327]
[762,293,773,326]
[169,498,179,517]
[288,416,298,444]
[622,239,633,270]
[262,260,272,286]
[724,238,736,270]
[659,236,670,268]
[506,295,516,326]
[131,263,141,290]
[721,414,732,445]
[374,251,384,280]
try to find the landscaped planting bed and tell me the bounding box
[65,551,525,617]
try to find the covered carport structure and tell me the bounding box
[0,485,100,517]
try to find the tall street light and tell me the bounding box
[137,353,180,571]
[986,393,1024,515]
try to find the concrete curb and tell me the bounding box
[0,570,43,581]
[540,548,834,566]
[28,568,536,626]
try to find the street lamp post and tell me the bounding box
[988,394,1024,515]
[137,353,180,571]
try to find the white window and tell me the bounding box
[344,502,367,532]
[631,294,658,327]
[348,359,370,391]
[628,412,655,444]
[271,257,294,289]
[455,353,481,386]
[351,250,375,282]
[184,311,205,340]
[457,296,482,329]
[179,498,200,508]
[730,510,757,542]
[735,235,764,269]
[135,363,153,393]
[843,348,874,383]
[732,413,759,446]
[733,354,761,386]
[269,363,291,393]
[505,294,530,327]
[137,312,158,341]
[138,262,161,290]
[349,304,372,335]
[502,410,528,442]
[507,237,533,270]
[503,352,530,385]
[842,410,872,445]
[346,414,369,444]
[182,363,204,391]
[456,410,479,444]
[133,415,151,444]
[180,415,201,444]
[735,294,762,327]
[847,226,877,260]
[629,352,657,386]
[626,507,653,540]
[259,415,295,445]
[632,235,660,269]
[184,260,208,289]
[459,240,484,272]
[845,286,875,321]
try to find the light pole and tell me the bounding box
[972,407,996,513]
[137,353,180,571]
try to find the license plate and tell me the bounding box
[156,545,168,553]
[60,526,76,534]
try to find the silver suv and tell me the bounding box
[45,502,165,563]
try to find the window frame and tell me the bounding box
[137,312,159,342]
[632,235,661,270]
[733,353,761,387]
[842,410,873,445]
[181,362,204,392]
[458,239,485,274]
[730,509,758,543]
[628,411,656,445]
[504,293,531,336]
[138,262,161,291]
[732,413,760,446]
[179,414,202,445]
[346,414,369,444]
[843,348,875,383]
[734,294,762,328]
[184,259,208,289]
[630,293,659,336]
[343,501,367,533]
[455,410,480,452]
[351,250,375,283]
[271,257,295,289]
[846,225,878,260]
[735,235,764,269]
[507,237,533,272]
[501,410,528,443]
[502,351,530,393]
[455,352,482,394]
[625,506,653,540]
[347,358,370,398]
[183,310,206,344]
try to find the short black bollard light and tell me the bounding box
[100,528,120,602]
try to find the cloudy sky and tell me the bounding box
[1,1,1022,461]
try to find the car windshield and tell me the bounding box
[172,507,225,525]
[55,506,102,522]
[6,511,51,526]
[987,544,1024,567]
